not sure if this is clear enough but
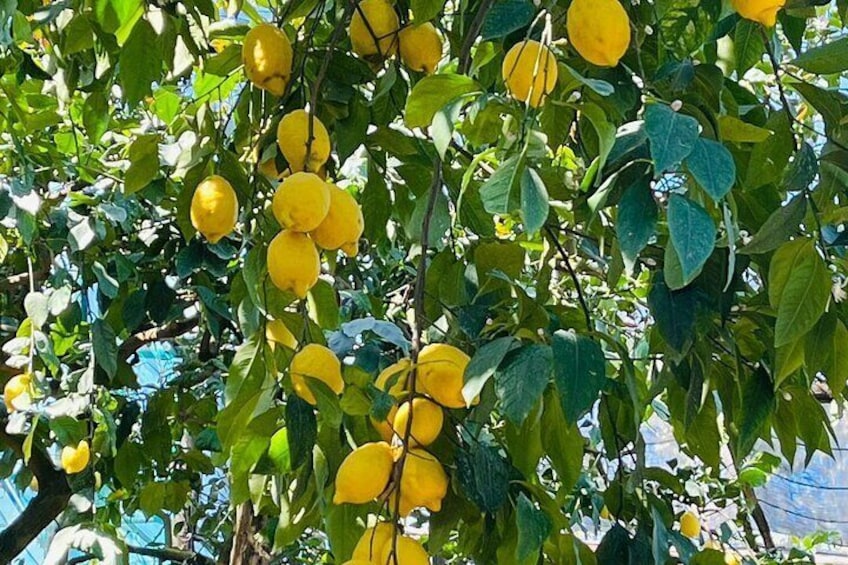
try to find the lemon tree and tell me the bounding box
[0,0,848,563]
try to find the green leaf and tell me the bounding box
[456,443,511,513]
[551,330,606,424]
[139,482,166,517]
[405,74,481,129]
[783,142,818,193]
[480,156,520,214]
[685,139,735,201]
[481,0,534,39]
[124,134,160,194]
[768,239,831,347]
[118,20,161,106]
[495,344,552,426]
[616,177,657,269]
[647,272,699,353]
[24,291,48,329]
[580,103,616,175]
[410,0,446,22]
[733,19,764,75]
[792,36,848,74]
[516,494,552,561]
[745,111,794,190]
[463,336,516,406]
[717,115,772,143]
[114,442,143,488]
[286,395,317,470]
[307,279,340,330]
[739,194,806,255]
[325,503,367,563]
[92,319,117,378]
[83,91,109,142]
[736,368,774,457]
[267,428,291,473]
[667,194,716,283]
[519,167,549,234]
[691,550,730,565]
[645,103,700,175]
[540,391,584,493]
[651,507,670,565]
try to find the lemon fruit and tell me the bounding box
[4,373,30,412]
[259,157,286,182]
[399,23,442,74]
[353,522,395,560]
[680,511,701,538]
[343,561,377,565]
[311,185,364,255]
[372,405,398,442]
[61,440,90,474]
[502,40,558,107]
[567,0,631,67]
[243,23,293,96]
[350,0,399,58]
[266,319,297,351]
[272,172,331,233]
[395,448,448,515]
[333,441,394,504]
[376,359,411,396]
[190,175,238,244]
[277,110,331,173]
[731,0,785,27]
[393,397,443,447]
[378,536,429,565]
[267,230,321,298]
[416,343,473,408]
[725,552,742,565]
[290,344,344,405]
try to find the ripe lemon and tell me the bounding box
[272,172,331,233]
[190,175,238,244]
[350,0,399,58]
[61,440,90,474]
[310,185,364,256]
[416,343,473,408]
[259,157,286,182]
[371,404,398,442]
[378,535,429,565]
[680,511,701,538]
[376,359,411,396]
[243,23,293,96]
[399,23,442,74]
[265,319,297,351]
[725,552,742,565]
[4,373,30,412]
[290,343,344,405]
[731,0,784,27]
[353,522,395,560]
[567,0,631,67]
[277,110,331,173]
[393,397,443,447]
[502,40,558,107]
[343,561,378,565]
[333,441,394,504]
[395,447,448,515]
[267,230,321,298]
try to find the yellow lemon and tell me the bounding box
[378,535,429,565]
[731,0,785,27]
[4,373,30,412]
[416,343,472,408]
[310,185,364,255]
[353,522,395,560]
[259,157,286,182]
[267,230,321,299]
[567,0,631,67]
[243,23,293,96]
[399,23,442,74]
[600,505,611,520]
[277,110,331,173]
[395,447,448,515]
[680,511,701,538]
[61,440,90,474]
[376,359,412,396]
[343,561,378,565]
[371,404,398,442]
[290,344,344,405]
[502,40,558,107]
[393,397,443,447]
[333,441,394,504]
[265,319,297,351]
[725,552,742,565]
[190,175,238,244]
[350,0,399,58]
[272,172,331,233]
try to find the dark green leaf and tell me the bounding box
[519,167,549,234]
[516,494,552,561]
[456,443,511,513]
[616,176,657,268]
[647,272,699,353]
[411,0,446,23]
[739,194,806,255]
[685,138,736,201]
[667,194,716,284]
[733,19,764,75]
[481,0,535,40]
[495,344,552,426]
[463,336,516,405]
[792,36,848,74]
[480,156,521,214]
[552,330,606,424]
[118,20,161,106]
[645,103,700,175]
[92,319,117,378]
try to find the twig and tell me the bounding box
[545,226,592,330]
[458,0,496,74]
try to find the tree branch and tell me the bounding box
[117,318,200,360]
[545,226,592,330]
[458,0,496,75]
[67,544,216,565]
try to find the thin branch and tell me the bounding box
[545,226,592,330]
[67,544,215,565]
[458,0,496,75]
[117,318,200,360]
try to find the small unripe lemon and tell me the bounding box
[350,0,399,58]
[277,110,331,173]
[378,535,429,565]
[4,373,31,412]
[265,319,297,351]
[333,441,394,504]
[267,230,321,298]
[61,440,90,474]
[395,447,448,515]
[393,397,443,447]
[190,175,238,244]
[311,185,364,255]
[243,23,293,96]
[272,172,331,233]
[731,0,785,27]
[502,40,558,107]
[353,522,395,560]
[680,511,701,538]
[399,23,442,74]
[567,0,631,67]
[291,344,344,405]
[416,343,473,408]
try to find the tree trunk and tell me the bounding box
[227,503,270,565]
